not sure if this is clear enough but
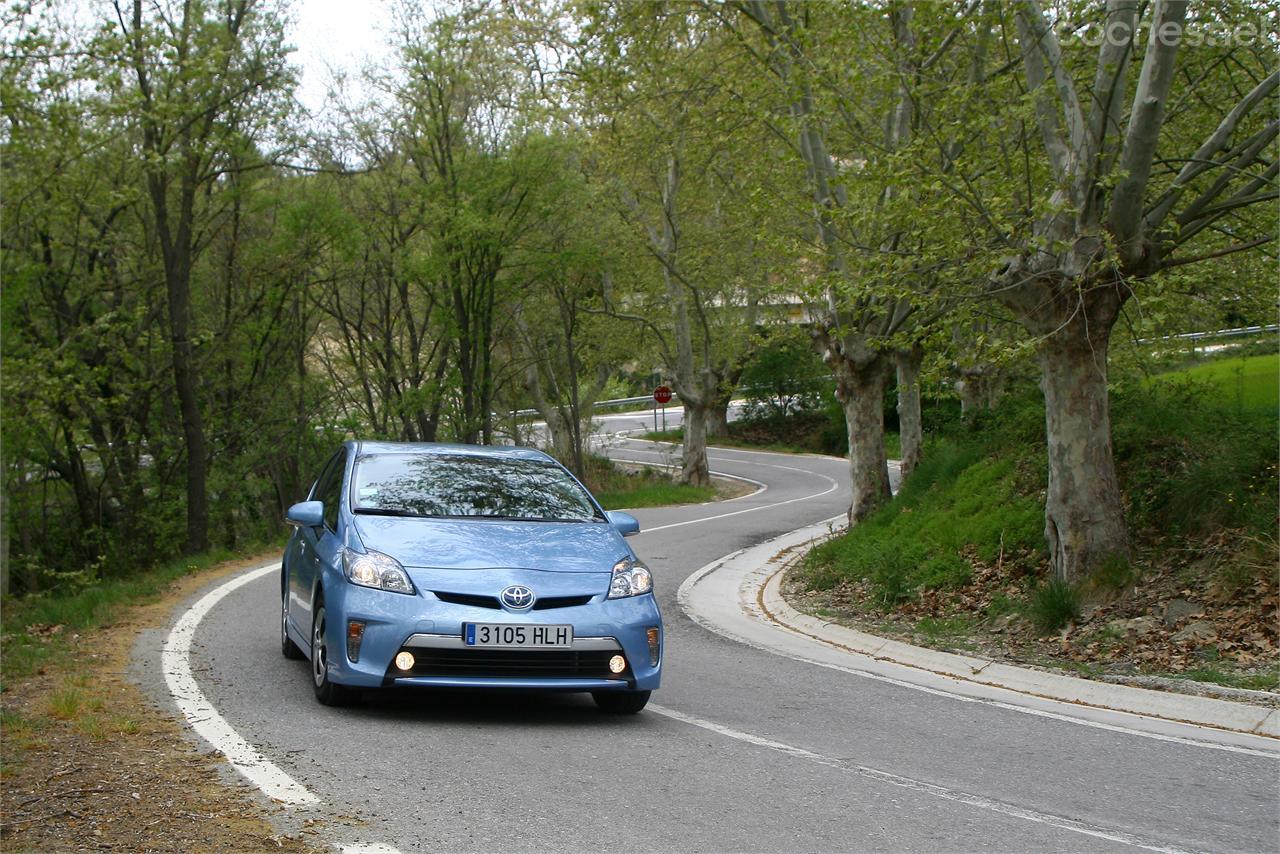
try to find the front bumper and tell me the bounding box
[321,576,662,692]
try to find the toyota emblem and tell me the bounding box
[500,585,536,610]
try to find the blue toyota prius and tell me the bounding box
[280,441,662,713]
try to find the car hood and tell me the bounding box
[352,515,629,572]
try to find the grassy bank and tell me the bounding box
[791,352,1279,691]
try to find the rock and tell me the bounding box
[1171,621,1218,645]
[1109,616,1159,636]
[989,613,1020,634]
[1163,598,1204,626]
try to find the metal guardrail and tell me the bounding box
[1137,324,1278,344]
[509,394,682,420]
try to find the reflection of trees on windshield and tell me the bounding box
[353,455,601,521]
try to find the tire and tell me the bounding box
[311,603,355,706]
[592,689,651,714]
[281,587,304,660]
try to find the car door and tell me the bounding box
[290,448,346,642]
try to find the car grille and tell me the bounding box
[389,648,624,680]
[432,591,594,610]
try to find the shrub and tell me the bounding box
[1029,579,1081,633]
[868,545,917,609]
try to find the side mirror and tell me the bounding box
[605,510,640,537]
[286,500,324,528]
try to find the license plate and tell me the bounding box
[464,623,573,648]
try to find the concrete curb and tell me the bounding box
[678,516,1280,749]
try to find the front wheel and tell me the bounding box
[311,604,355,706]
[592,690,651,714]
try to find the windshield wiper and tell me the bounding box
[481,515,593,523]
[352,507,424,518]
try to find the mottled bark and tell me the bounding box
[996,269,1131,583]
[837,366,892,522]
[895,345,923,479]
[823,345,893,523]
[706,386,733,438]
[1038,314,1129,583]
[681,401,712,488]
[957,364,1000,422]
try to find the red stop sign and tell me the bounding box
[653,385,673,404]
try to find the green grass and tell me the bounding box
[1172,667,1280,692]
[1149,352,1278,411]
[580,454,717,510]
[799,439,1044,608]
[1029,579,1081,633]
[1,539,276,689]
[916,616,974,641]
[595,482,717,509]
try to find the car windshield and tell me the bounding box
[351,453,604,522]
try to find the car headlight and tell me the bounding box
[342,548,415,595]
[608,557,652,599]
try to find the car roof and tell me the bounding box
[352,441,555,463]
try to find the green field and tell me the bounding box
[1150,353,1279,411]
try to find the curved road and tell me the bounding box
[138,419,1279,853]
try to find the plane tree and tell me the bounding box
[573,3,785,486]
[933,0,1277,581]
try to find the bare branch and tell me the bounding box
[1084,1,1139,183]
[1019,1,1087,170]
[1108,0,1188,265]
[1145,71,1279,229]
[1015,8,1070,181]
[1173,120,1278,229]
[919,0,984,71]
[1161,235,1275,270]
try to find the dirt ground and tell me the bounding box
[1,554,323,853]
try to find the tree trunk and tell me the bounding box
[681,401,712,487]
[1037,311,1129,584]
[706,387,733,438]
[895,345,923,479]
[165,247,210,553]
[0,481,9,597]
[957,372,983,423]
[832,355,892,522]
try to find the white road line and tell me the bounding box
[340,845,404,853]
[649,704,1204,854]
[162,563,320,806]
[601,448,842,533]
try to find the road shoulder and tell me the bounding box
[678,516,1280,748]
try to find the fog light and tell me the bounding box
[346,621,365,662]
[608,654,627,674]
[395,651,415,671]
[647,627,661,666]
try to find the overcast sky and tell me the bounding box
[288,0,398,116]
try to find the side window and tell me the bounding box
[308,451,341,502]
[320,449,347,532]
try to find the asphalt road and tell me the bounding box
[134,413,1279,853]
